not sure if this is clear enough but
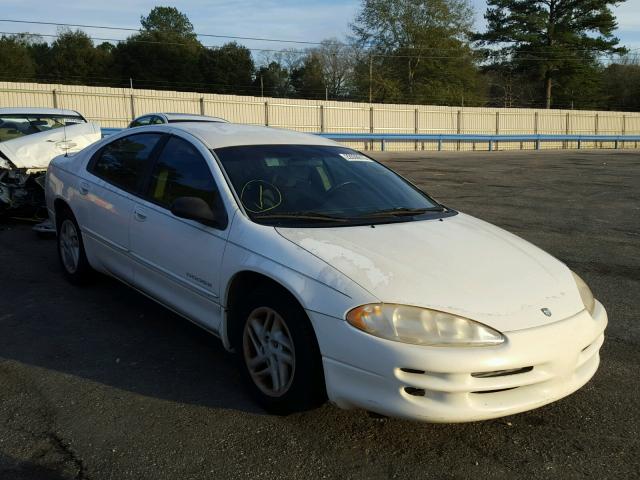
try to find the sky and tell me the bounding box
[0,0,638,56]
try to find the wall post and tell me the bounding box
[369,106,374,151]
[495,111,500,151]
[320,105,325,133]
[200,97,205,115]
[129,92,136,120]
[456,109,462,151]
[264,101,269,126]
[414,108,419,151]
[52,89,58,109]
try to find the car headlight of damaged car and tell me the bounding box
[347,304,505,347]
[572,272,596,316]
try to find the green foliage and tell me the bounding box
[199,43,254,93]
[476,0,627,108]
[600,57,640,111]
[253,62,292,97]
[46,29,111,84]
[140,7,197,41]
[0,35,36,79]
[291,53,326,99]
[350,0,484,105]
[112,7,202,89]
[0,3,633,110]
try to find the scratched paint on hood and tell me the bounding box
[277,213,585,332]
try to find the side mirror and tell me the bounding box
[170,196,220,228]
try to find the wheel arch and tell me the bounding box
[222,270,313,352]
[53,197,73,226]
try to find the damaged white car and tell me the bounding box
[0,108,101,218]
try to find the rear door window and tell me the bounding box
[89,133,163,193]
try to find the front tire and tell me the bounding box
[56,208,93,285]
[234,286,326,414]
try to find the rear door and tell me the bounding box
[82,132,165,282]
[129,134,230,332]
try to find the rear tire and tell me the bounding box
[233,286,326,414]
[56,208,93,285]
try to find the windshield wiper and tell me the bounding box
[253,211,349,222]
[355,206,446,218]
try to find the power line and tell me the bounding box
[0,18,327,46]
[0,18,636,57]
[0,30,630,64]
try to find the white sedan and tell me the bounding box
[44,122,607,422]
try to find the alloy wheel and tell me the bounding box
[242,306,296,397]
[59,219,80,274]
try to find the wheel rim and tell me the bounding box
[59,219,80,274]
[242,306,296,397]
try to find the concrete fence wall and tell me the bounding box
[2,81,639,151]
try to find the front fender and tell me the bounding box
[218,214,377,350]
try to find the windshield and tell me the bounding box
[215,144,450,226]
[0,114,86,143]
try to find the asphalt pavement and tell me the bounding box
[0,148,638,479]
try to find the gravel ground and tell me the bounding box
[0,149,638,480]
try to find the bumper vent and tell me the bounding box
[471,366,533,378]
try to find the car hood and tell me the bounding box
[0,122,101,170]
[276,213,584,332]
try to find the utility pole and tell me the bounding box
[325,86,328,102]
[369,55,373,103]
[260,75,264,98]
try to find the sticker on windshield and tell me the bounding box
[339,153,372,162]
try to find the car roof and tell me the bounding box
[145,122,339,150]
[0,107,84,117]
[142,113,228,123]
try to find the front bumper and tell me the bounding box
[308,301,607,423]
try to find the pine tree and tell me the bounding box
[476,0,626,108]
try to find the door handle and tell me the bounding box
[133,208,147,221]
[79,182,89,195]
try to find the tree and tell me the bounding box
[140,7,197,41]
[350,0,484,105]
[314,39,356,98]
[112,7,202,89]
[600,56,640,111]
[0,35,36,80]
[291,52,326,99]
[476,0,627,109]
[45,29,110,84]
[199,42,254,94]
[253,62,292,97]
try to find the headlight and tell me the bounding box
[346,304,504,347]
[572,272,595,315]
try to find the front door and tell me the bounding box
[129,134,230,332]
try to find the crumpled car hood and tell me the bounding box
[0,122,101,170]
[276,213,584,332]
